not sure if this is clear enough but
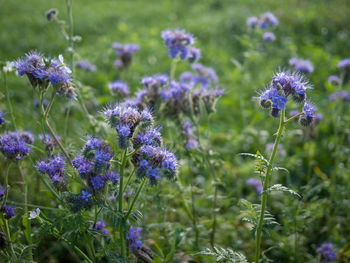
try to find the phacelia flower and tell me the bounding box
[161,29,195,59]
[29,208,40,220]
[2,205,15,219]
[36,154,66,185]
[191,63,219,88]
[39,133,60,152]
[81,190,92,202]
[75,60,96,72]
[182,121,198,150]
[104,171,119,184]
[247,178,263,194]
[329,91,350,102]
[247,16,259,28]
[187,46,201,63]
[112,43,140,70]
[263,32,275,42]
[46,8,58,21]
[133,126,162,148]
[337,58,350,70]
[108,80,130,97]
[258,12,279,29]
[0,132,33,160]
[300,101,316,126]
[90,221,109,235]
[317,243,337,263]
[289,58,314,74]
[127,227,143,250]
[0,111,6,125]
[328,75,341,86]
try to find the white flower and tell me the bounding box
[3,61,15,73]
[29,208,40,220]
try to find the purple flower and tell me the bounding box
[46,8,58,21]
[90,176,105,190]
[0,111,6,125]
[134,126,162,148]
[182,122,198,150]
[161,29,195,59]
[81,190,92,202]
[36,154,66,184]
[247,16,258,28]
[108,80,130,97]
[247,179,263,194]
[187,47,201,63]
[263,32,275,42]
[289,58,314,74]
[104,171,119,184]
[0,132,32,160]
[126,227,143,250]
[328,75,341,85]
[191,63,219,87]
[75,60,96,72]
[329,91,350,102]
[259,12,279,29]
[72,156,93,176]
[338,58,350,70]
[300,101,316,126]
[2,205,15,219]
[317,243,337,263]
[90,221,109,235]
[112,43,140,70]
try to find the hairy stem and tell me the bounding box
[125,177,146,220]
[118,149,128,258]
[255,110,285,263]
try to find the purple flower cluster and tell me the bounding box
[262,32,275,42]
[0,132,33,160]
[126,226,143,250]
[75,60,96,72]
[104,103,154,149]
[161,29,196,60]
[37,154,66,185]
[259,71,316,124]
[329,91,350,102]
[1,205,15,219]
[246,178,263,194]
[39,133,60,152]
[337,58,350,70]
[73,137,117,192]
[182,121,198,150]
[317,243,337,263]
[289,58,314,74]
[90,221,109,235]
[67,189,93,213]
[15,51,76,99]
[133,145,177,185]
[108,80,130,98]
[247,12,278,28]
[112,43,140,70]
[0,111,6,125]
[328,75,341,86]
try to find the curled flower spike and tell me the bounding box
[258,12,279,29]
[108,80,130,97]
[112,43,140,70]
[75,60,96,72]
[182,121,198,150]
[247,16,259,28]
[263,32,275,42]
[37,154,66,186]
[289,57,314,74]
[187,47,201,63]
[0,132,33,161]
[161,29,195,59]
[317,243,337,263]
[127,227,143,250]
[300,101,316,126]
[2,205,15,219]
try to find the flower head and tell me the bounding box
[112,43,140,70]
[317,243,337,263]
[289,58,314,74]
[0,111,6,125]
[259,12,279,29]
[108,80,130,97]
[29,208,40,220]
[90,221,109,235]
[0,132,33,160]
[75,60,96,72]
[247,178,263,194]
[127,227,143,250]
[2,205,15,219]
[247,16,259,28]
[263,32,275,42]
[36,154,66,185]
[161,29,195,59]
[328,75,341,86]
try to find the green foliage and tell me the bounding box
[196,247,248,263]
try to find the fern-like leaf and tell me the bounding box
[196,247,248,263]
[267,184,301,199]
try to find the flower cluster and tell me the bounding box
[0,132,33,160]
[289,57,314,74]
[108,80,130,98]
[328,75,341,86]
[37,154,66,186]
[247,12,278,42]
[45,8,58,21]
[181,121,198,150]
[104,104,154,149]
[75,60,96,72]
[90,221,109,235]
[329,91,350,102]
[161,29,196,60]
[317,243,337,263]
[15,52,76,99]
[72,137,118,194]
[126,226,143,250]
[337,58,350,71]
[246,178,263,194]
[112,43,140,70]
[0,111,6,125]
[1,205,15,219]
[259,71,316,124]
[39,133,60,152]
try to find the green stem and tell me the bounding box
[191,186,199,250]
[123,166,136,193]
[283,112,303,125]
[2,215,16,259]
[255,109,285,263]
[2,163,11,207]
[125,177,146,220]
[170,57,179,80]
[93,206,103,228]
[3,73,17,130]
[118,149,128,258]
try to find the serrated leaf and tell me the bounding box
[267,184,301,199]
[195,247,248,263]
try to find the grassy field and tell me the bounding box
[0,0,350,262]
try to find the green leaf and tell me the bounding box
[196,247,248,263]
[267,184,301,199]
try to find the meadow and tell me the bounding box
[0,0,349,262]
